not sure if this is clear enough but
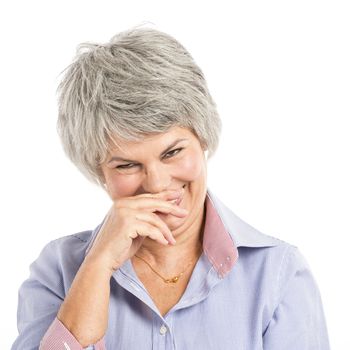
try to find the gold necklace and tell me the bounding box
[134,254,196,284]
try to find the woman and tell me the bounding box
[12,27,330,349]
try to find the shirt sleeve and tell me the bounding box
[39,317,105,350]
[11,240,106,350]
[263,246,331,349]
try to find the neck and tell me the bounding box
[134,204,206,269]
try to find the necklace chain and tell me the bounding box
[134,251,201,284]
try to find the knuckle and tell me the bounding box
[150,212,162,221]
[167,201,177,209]
[149,224,159,234]
[150,227,162,238]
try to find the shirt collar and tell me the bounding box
[203,188,279,277]
[206,188,280,249]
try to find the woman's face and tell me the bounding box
[100,126,207,235]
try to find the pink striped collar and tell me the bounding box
[203,189,280,277]
[202,193,239,278]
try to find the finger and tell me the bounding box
[121,198,188,216]
[147,202,188,217]
[131,221,169,246]
[134,187,185,201]
[135,212,176,244]
[120,187,185,207]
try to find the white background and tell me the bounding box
[1,1,349,348]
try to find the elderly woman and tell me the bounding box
[12,28,330,350]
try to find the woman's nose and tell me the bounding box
[142,164,172,194]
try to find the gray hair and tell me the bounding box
[57,27,221,187]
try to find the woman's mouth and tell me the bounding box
[155,185,186,215]
[170,185,186,206]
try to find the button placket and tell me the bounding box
[152,313,173,349]
[159,324,168,335]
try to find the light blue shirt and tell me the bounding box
[13,189,330,349]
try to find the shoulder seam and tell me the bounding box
[72,234,89,243]
[47,232,92,246]
[276,245,297,303]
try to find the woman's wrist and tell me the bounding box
[83,253,119,278]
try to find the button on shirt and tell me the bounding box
[12,189,331,349]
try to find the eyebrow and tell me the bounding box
[107,138,188,164]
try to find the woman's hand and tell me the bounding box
[85,188,188,274]
[57,188,187,346]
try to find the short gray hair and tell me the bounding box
[57,27,221,187]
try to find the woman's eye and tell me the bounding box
[164,148,183,158]
[116,163,137,169]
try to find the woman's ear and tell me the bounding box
[204,149,208,160]
[97,171,108,192]
[198,138,208,159]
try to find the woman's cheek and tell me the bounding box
[107,173,141,199]
[175,153,204,181]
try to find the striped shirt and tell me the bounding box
[12,189,330,349]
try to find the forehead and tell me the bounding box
[107,126,197,155]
